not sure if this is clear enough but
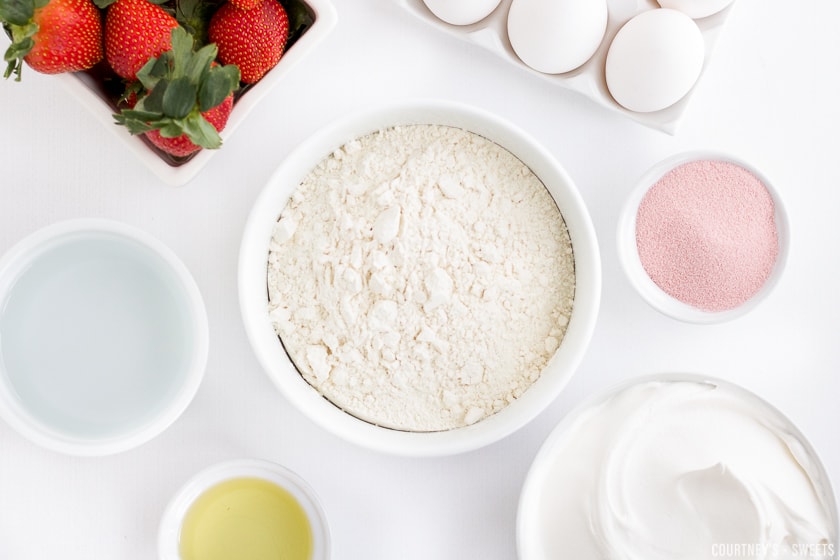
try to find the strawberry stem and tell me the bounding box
[112,26,240,149]
[1,0,37,81]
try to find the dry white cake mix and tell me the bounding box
[267,124,575,431]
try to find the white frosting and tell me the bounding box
[530,380,836,559]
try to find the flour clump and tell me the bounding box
[267,124,575,431]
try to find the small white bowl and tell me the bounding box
[158,459,330,560]
[57,0,337,187]
[517,373,839,560]
[239,99,601,456]
[617,151,789,324]
[0,219,208,455]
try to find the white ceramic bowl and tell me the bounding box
[617,150,789,324]
[517,373,839,560]
[57,0,337,187]
[239,99,601,456]
[158,459,330,560]
[0,219,208,455]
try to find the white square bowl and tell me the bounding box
[56,0,337,187]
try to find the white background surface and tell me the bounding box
[1,0,838,558]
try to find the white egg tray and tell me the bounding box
[398,0,734,134]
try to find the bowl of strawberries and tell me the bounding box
[1,0,336,185]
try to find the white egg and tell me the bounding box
[605,9,705,113]
[507,0,608,74]
[657,0,736,19]
[422,0,503,26]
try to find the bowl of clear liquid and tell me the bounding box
[0,219,208,455]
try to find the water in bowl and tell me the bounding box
[0,231,195,440]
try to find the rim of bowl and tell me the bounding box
[238,98,602,457]
[616,150,790,324]
[158,458,331,560]
[516,372,839,559]
[0,218,209,456]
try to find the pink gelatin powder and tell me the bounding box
[635,159,779,312]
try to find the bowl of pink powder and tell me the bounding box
[617,151,789,323]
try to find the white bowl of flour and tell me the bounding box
[239,99,601,456]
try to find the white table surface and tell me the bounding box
[1,0,838,558]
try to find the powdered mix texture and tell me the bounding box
[635,159,779,312]
[267,124,575,431]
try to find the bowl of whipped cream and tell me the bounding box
[239,99,601,456]
[517,373,838,560]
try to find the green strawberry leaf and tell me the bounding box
[113,110,161,135]
[3,35,33,62]
[0,0,34,26]
[175,0,224,47]
[117,109,163,122]
[91,0,115,8]
[118,81,143,107]
[136,56,167,91]
[162,76,196,119]
[158,120,184,138]
[122,120,156,135]
[285,0,311,39]
[140,81,168,113]
[184,42,216,85]
[169,26,193,76]
[3,56,21,80]
[199,65,239,112]
[181,112,221,149]
[2,18,37,80]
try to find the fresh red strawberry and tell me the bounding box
[104,0,178,80]
[2,0,103,80]
[145,92,233,156]
[208,0,289,84]
[227,0,260,10]
[114,27,240,157]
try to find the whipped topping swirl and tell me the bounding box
[524,379,837,559]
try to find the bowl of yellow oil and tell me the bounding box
[159,459,330,560]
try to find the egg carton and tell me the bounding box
[398,0,735,134]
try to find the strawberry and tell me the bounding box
[114,26,240,157]
[104,0,177,80]
[1,0,103,80]
[208,0,288,84]
[227,0,260,10]
[145,92,233,156]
